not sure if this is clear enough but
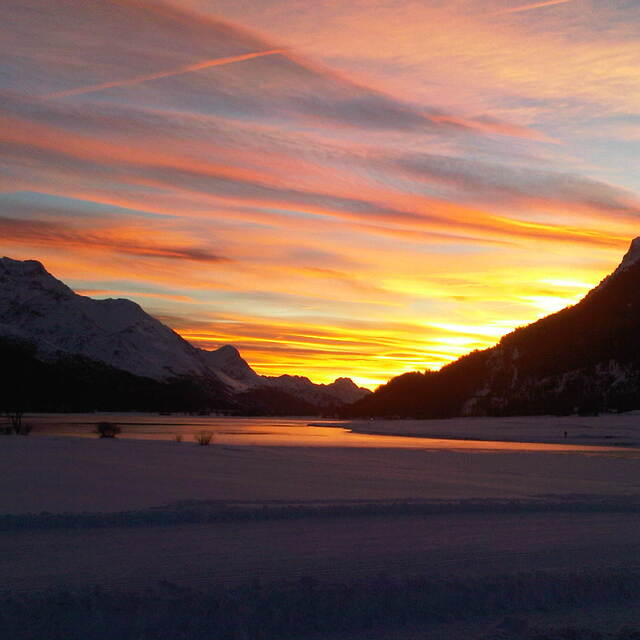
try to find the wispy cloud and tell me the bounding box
[0,216,229,263]
[494,0,574,15]
[428,114,558,143]
[2,0,639,384]
[45,50,286,99]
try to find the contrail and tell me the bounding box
[45,49,285,99]
[496,0,573,14]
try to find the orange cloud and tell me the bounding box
[0,216,228,263]
[3,0,640,387]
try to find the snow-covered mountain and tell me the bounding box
[0,257,370,409]
[199,344,262,390]
[0,258,211,380]
[262,374,369,407]
[345,237,640,418]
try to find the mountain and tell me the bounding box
[200,346,370,413]
[344,237,640,418]
[0,258,216,381]
[199,344,262,390]
[0,337,228,414]
[0,257,369,413]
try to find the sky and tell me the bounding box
[1,0,639,388]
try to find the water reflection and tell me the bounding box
[26,414,638,455]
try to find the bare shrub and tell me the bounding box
[194,430,213,446]
[95,422,121,438]
[18,423,32,436]
[1,415,32,435]
[7,409,24,433]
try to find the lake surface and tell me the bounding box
[24,413,638,454]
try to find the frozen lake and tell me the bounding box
[24,413,640,453]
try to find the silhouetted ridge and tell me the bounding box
[345,238,640,418]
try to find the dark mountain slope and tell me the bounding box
[345,238,640,418]
[0,337,232,413]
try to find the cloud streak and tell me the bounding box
[2,0,639,384]
[0,216,229,263]
[495,0,574,15]
[45,49,286,99]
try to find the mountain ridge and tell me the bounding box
[344,237,640,418]
[0,256,370,412]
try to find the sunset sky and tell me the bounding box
[2,0,639,388]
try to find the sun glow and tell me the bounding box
[2,0,638,386]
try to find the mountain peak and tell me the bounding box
[1,256,47,276]
[200,344,260,387]
[330,377,357,388]
[0,257,207,380]
[0,256,75,300]
[618,237,640,272]
[217,344,240,356]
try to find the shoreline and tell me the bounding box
[311,414,640,449]
[12,411,640,450]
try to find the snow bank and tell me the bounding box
[2,434,640,515]
[337,413,640,447]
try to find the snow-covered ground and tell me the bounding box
[3,426,640,514]
[2,416,640,638]
[3,510,640,592]
[337,412,640,447]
